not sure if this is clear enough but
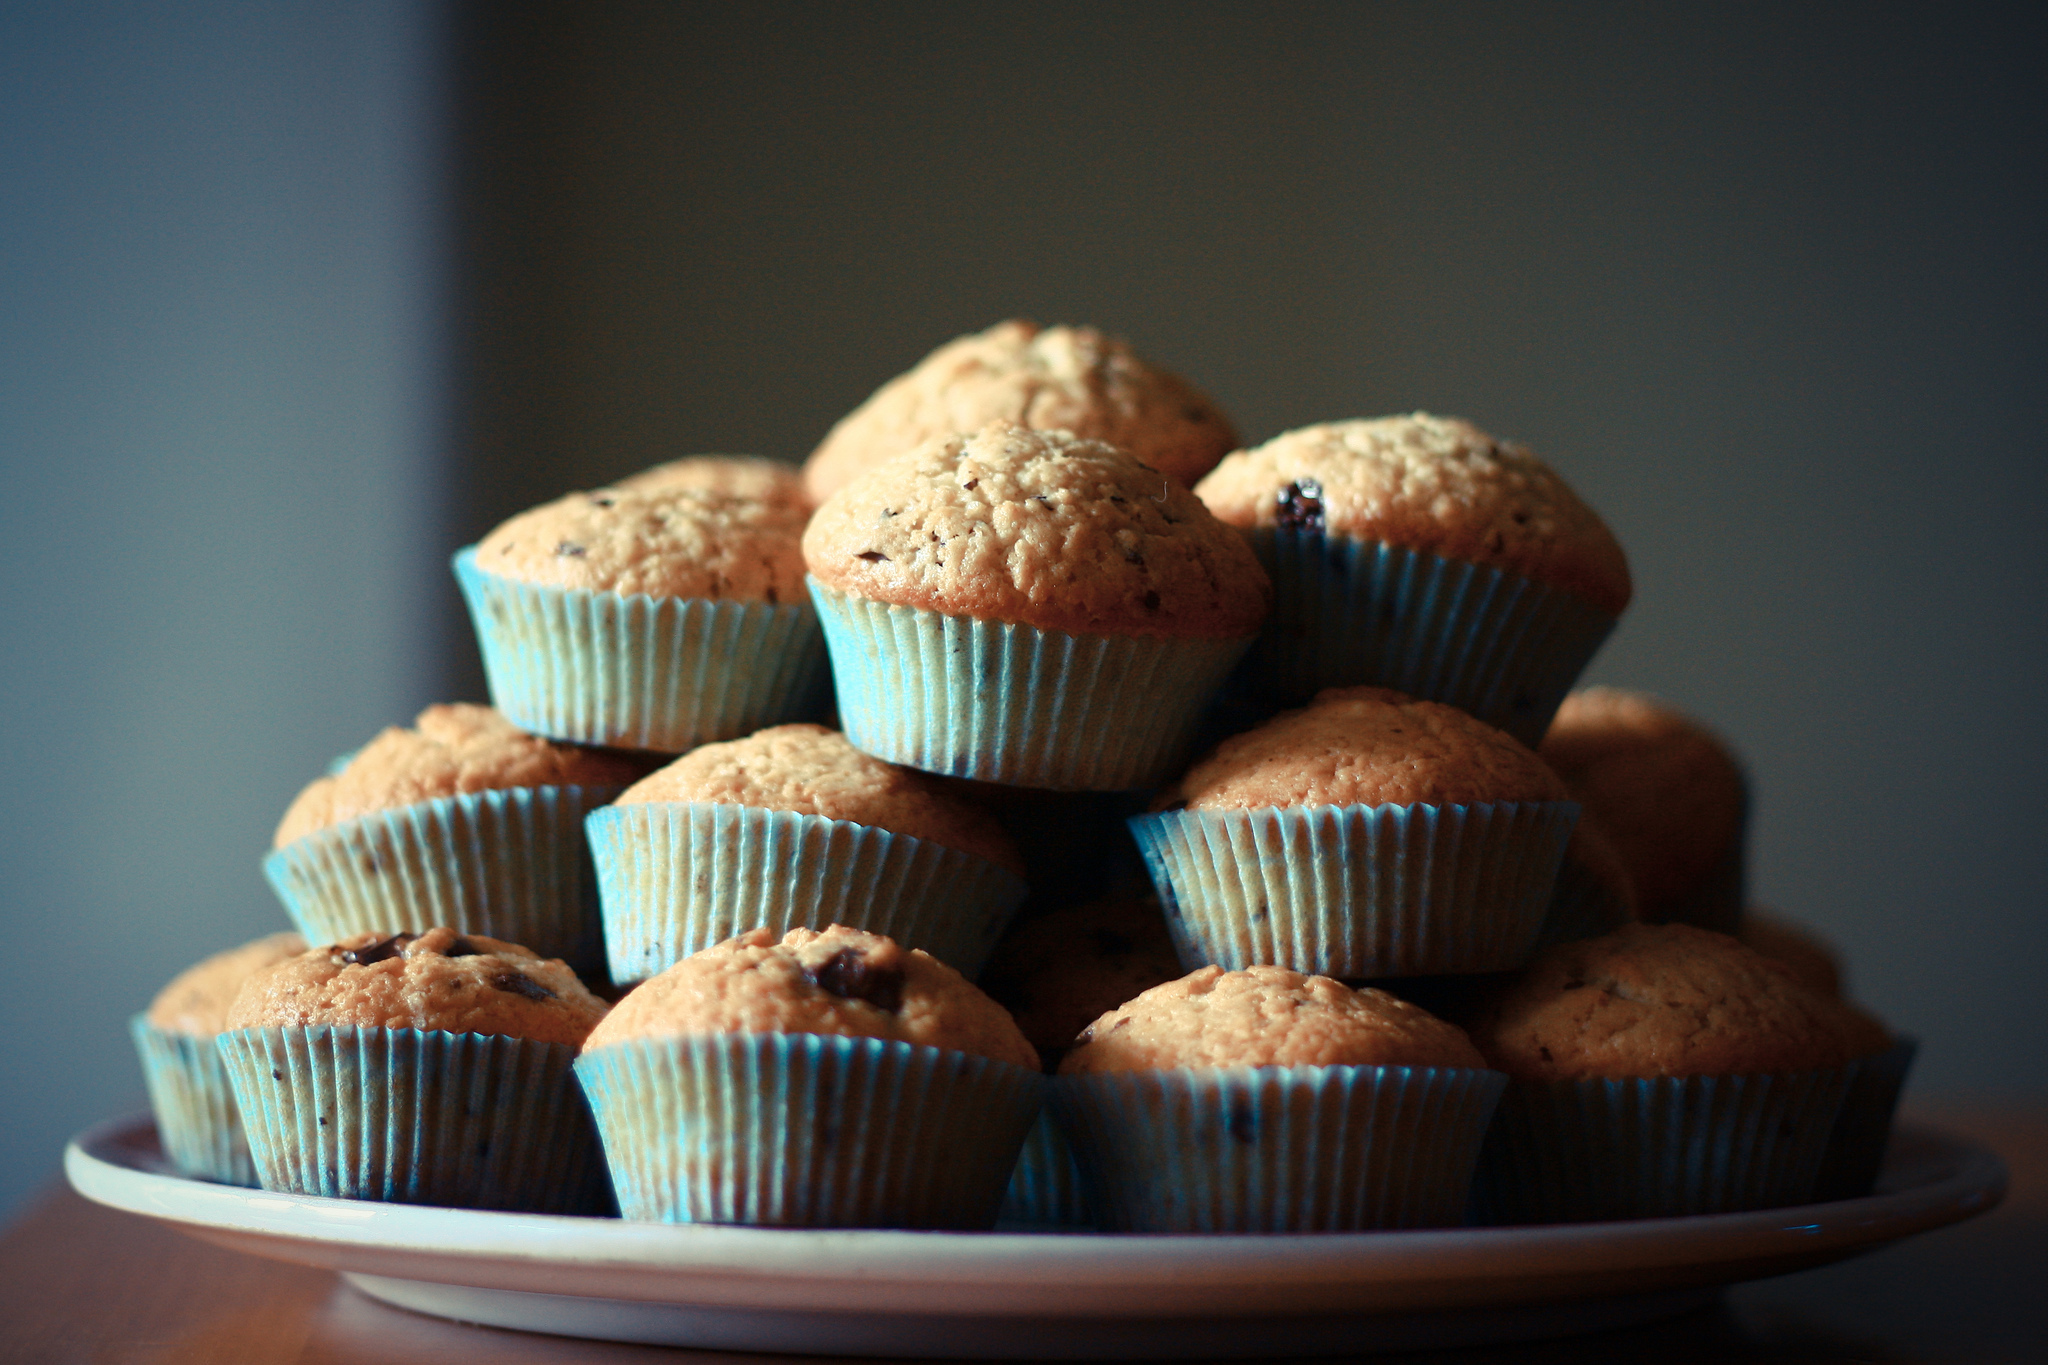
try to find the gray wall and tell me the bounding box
[0,3,445,1221]
[3,0,2042,1225]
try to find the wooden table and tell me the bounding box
[4,1104,2042,1364]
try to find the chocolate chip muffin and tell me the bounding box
[802,320,1239,503]
[1539,687,1748,930]
[611,454,810,518]
[978,886,1184,1067]
[802,421,1269,789]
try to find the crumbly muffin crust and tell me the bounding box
[978,887,1184,1059]
[474,485,809,603]
[616,723,1022,873]
[146,932,308,1036]
[1059,965,1486,1074]
[802,320,1239,502]
[224,927,608,1048]
[611,455,811,517]
[1163,686,1568,811]
[1194,414,1631,616]
[803,421,1270,639]
[273,703,643,848]
[583,925,1037,1070]
[1466,923,1856,1081]
[1539,688,1746,916]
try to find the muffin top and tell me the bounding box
[1539,688,1746,917]
[804,421,1271,639]
[273,703,643,848]
[610,455,811,517]
[1195,414,1631,616]
[1738,912,1845,999]
[802,320,1239,502]
[1059,965,1487,1075]
[1162,686,1569,812]
[224,927,608,1048]
[1466,923,1858,1081]
[146,932,307,1036]
[977,886,1184,1061]
[616,723,1022,874]
[473,485,809,603]
[582,925,1038,1070]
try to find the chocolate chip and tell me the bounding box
[490,970,557,1001]
[962,478,978,490]
[589,495,615,508]
[1141,590,1161,611]
[805,948,904,1013]
[857,550,890,562]
[555,540,587,557]
[1275,478,1326,535]
[443,937,483,957]
[1539,1045,1554,1062]
[342,933,415,966]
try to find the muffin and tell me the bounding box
[130,931,305,1185]
[1194,413,1629,743]
[801,320,1239,502]
[610,454,810,517]
[1738,911,1844,998]
[574,926,1043,1228]
[1051,965,1504,1231]
[1539,687,1748,931]
[1530,811,1640,950]
[1466,923,1857,1221]
[803,421,1270,790]
[587,723,1028,984]
[454,484,827,752]
[263,703,643,975]
[1129,686,1578,977]
[215,928,612,1212]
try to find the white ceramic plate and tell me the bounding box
[66,1113,2004,1359]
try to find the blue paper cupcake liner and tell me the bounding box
[1129,800,1578,978]
[1814,1038,1917,1201]
[263,784,622,975]
[130,1016,255,1186]
[587,803,1029,984]
[216,1025,610,1213]
[1239,531,1618,747]
[574,1033,1044,1229]
[809,580,1253,791]
[1473,1068,1851,1224]
[998,1111,1095,1230]
[455,547,830,753]
[1052,1063,1506,1233]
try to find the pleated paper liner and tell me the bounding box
[1473,1067,1851,1225]
[809,579,1252,791]
[1814,1038,1918,1201]
[1239,531,1617,748]
[454,547,830,753]
[216,1025,610,1214]
[130,1016,255,1186]
[1129,800,1578,978]
[588,803,1028,985]
[262,783,622,979]
[574,1033,1044,1228]
[998,1112,1095,1230]
[1052,1063,1506,1233]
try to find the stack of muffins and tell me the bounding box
[132,320,1913,1233]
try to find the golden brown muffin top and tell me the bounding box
[977,887,1185,1059]
[273,703,643,848]
[1194,414,1632,616]
[583,925,1038,1070]
[803,421,1270,639]
[610,455,811,518]
[1059,965,1487,1074]
[801,320,1238,502]
[1466,923,1857,1081]
[473,485,809,603]
[224,927,608,1049]
[1538,688,1747,916]
[146,932,307,1036]
[1738,912,1845,999]
[1161,686,1569,812]
[616,723,1022,874]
